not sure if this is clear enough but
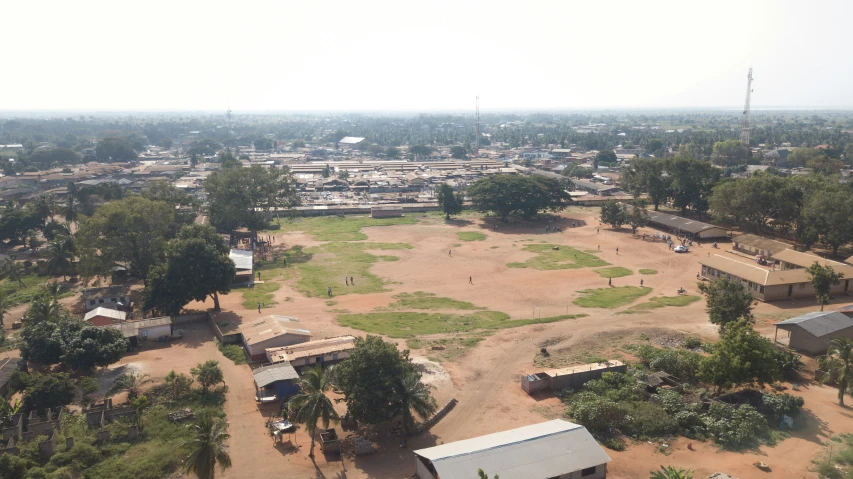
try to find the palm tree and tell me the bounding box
[286,364,339,458]
[818,337,853,405]
[392,371,438,437]
[131,395,149,431]
[25,299,63,324]
[107,371,153,400]
[1,257,24,287]
[45,239,73,281]
[650,466,694,479]
[183,411,232,479]
[0,292,9,327]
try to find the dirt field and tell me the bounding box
[53,208,853,478]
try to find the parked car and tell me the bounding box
[673,245,689,253]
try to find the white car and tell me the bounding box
[673,245,689,253]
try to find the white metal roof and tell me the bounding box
[253,362,299,388]
[84,307,127,322]
[338,136,365,144]
[414,420,611,479]
[229,249,253,271]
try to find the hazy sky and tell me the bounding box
[5,0,851,111]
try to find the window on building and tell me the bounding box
[98,299,104,304]
[581,466,597,477]
[332,353,339,360]
[760,286,765,293]
[111,298,117,302]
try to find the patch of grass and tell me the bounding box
[338,311,586,338]
[457,231,487,242]
[378,255,399,261]
[241,282,280,310]
[262,215,418,241]
[217,340,247,365]
[406,336,485,362]
[325,300,338,306]
[507,244,609,270]
[573,286,652,308]
[584,249,600,253]
[330,308,351,313]
[639,268,658,275]
[294,242,413,297]
[595,267,633,278]
[490,246,499,249]
[452,243,462,247]
[384,291,485,311]
[0,273,75,307]
[624,295,701,311]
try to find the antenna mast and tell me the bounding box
[226,104,232,130]
[740,68,753,147]
[475,96,480,156]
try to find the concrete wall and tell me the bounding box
[788,327,853,355]
[247,334,310,359]
[561,463,607,479]
[288,351,351,369]
[87,315,114,326]
[697,227,729,239]
[550,364,627,391]
[139,324,171,340]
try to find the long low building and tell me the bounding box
[700,251,853,302]
[645,210,729,239]
[235,315,312,361]
[522,361,626,395]
[775,311,853,354]
[266,335,356,370]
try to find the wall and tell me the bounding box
[88,316,114,327]
[697,228,729,239]
[550,364,627,391]
[139,324,172,341]
[415,456,436,479]
[561,463,607,479]
[789,327,853,355]
[249,335,311,358]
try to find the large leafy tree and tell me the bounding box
[800,188,853,256]
[436,183,463,220]
[711,139,749,166]
[22,372,77,413]
[204,165,300,232]
[709,174,802,233]
[818,338,853,405]
[666,152,719,216]
[806,262,844,311]
[697,278,755,331]
[76,196,182,284]
[191,360,224,393]
[333,335,419,425]
[61,325,127,371]
[699,321,780,395]
[95,137,138,162]
[145,224,236,314]
[600,200,627,229]
[467,174,570,221]
[620,158,670,211]
[627,201,650,234]
[0,208,43,243]
[182,412,232,479]
[107,371,153,400]
[286,364,339,458]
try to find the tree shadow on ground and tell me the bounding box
[444,218,474,227]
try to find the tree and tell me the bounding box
[187,139,222,157]
[807,155,844,175]
[22,372,77,413]
[436,183,463,219]
[409,145,433,157]
[0,292,9,326]
[61,325,127,371]
[0,257,24,287]
[76,196,181,284]
[594,150,617,170]
[386,147,401,158]
[697,278,755,331]
[711,140,748,166]
[19,308,80,365]
[286,364,339,458]
[699,321,780,395]
[467,174,570,221]
[45,239,73,280]
[205,165,300,232]
[107,371,153,400]
[787,147,819,167]
[333,335,418,424]
[0,208,42,243]
[561,163,593,179]
[817,338,853,405]
[182,412,232,479]
[709,174,802,233]
[95,137,138,162]
[390,371,437,436]
[600,200,627,229]
[666,153,720,216]
[217,149,241,168]
[191,360,224,393]
[131,395,149,431]
[800,188,853,256]
[145,224,236,314]
[650,466,694,479]
[806,262,844,311]
[620,158,669,210]
[627,202,650,234]
[253,138,273,151]
[450,146,467,159]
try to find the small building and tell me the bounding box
[414,419,611,479]
[522,361,626,395]
[645,211,729,239]
[775,311,853,355]
[571,178,618,196]
[80,286,131,312]
[732,234,791,259]
[237,315,311,361]
[109,317,173,345]
[253,361,300,403]
[0,357,24,398]
[84,307,127,326]
[338,137,366,149]
[229,249,253,284]
[371,206,403,218]
[266,335,356,370]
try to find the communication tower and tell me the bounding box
[740,68,753,147]
[475,96,480,156]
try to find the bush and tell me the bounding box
[583,372,645,402]
[216,340,247,365]
[156,371,194,401]
[636,345,702,383]
[621,402,679,438]
[682,337,702,350]
[702,403,768,450]
[569,392,626,434]
[761,392,804,422]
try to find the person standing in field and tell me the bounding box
[469,276,473,284]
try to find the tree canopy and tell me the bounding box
[697,278,755,331]
[467,174,570,221]
[699,321,780,394]
[806,262,844,311]
[436,183,463,219]
[95,137,138,162]
[204,165,300,232]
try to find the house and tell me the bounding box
[732,234,791,259]
[229,249,253,284]
[0,357,24,397]
[571,178,618,196]
[266,335,356,370]
[338,137,365,149]
[522,361,626,395]
[236,315,312,361]
[775,311,853,354]
[253,361,300,403]
[80,286,131,312]
[414,419,611,479]
[644,211,729,239]
[108,317,173,345]
[371,206,403,218]
[84,307,127,326]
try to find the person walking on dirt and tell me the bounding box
[640,279,644,286]
[608,277,612,286]
[449,250,452,256]
[346,276,349,286]
[350,276,354,285]
[257,302,261,313]
[469,276,473,284]
[283,258,287,267]
[328,287,333,297]
[616,247,619,255]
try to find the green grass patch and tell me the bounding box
[338,311,586,338]
[452,243,462,247]
[639,269,658,275]
[378,255,399,261]
[584,249,600,253]
[624,295,701,311]
[595,267,633,278]
[383,291,485,311]
[507,244,609,270]
[457,231,487,242]
[0,273,75,307]
[573,286,652,308]
[262,215,418,241]
[406,336,485,362]
[490,246,499,249]
[241,282,280,309]
[294,242,413,297]
[217,340,247,364]
[326,300,338,306]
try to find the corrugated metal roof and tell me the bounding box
[773,249,850,269]
[238,316,311,346]
[266,336,356,363]
[230,249,253,271]
[108,317,172,337]
[732,234,791,255]
[338,136,365,144]
[700,254,770,285]
[644,210,724,234]
[253,362,299,388]
[414,420,611,479]
[84,307,127,322]
[776,311,853,337]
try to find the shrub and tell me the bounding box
[636,345,702,383]
[761,392,804,422]
[216,340,247,365]
[775,349,805,379]
[583,372,645,402]
[621,402,678,438]
[682,337,702,350]
[569,392,626,434]
[702,403,768,450]
[157,371,194,401]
